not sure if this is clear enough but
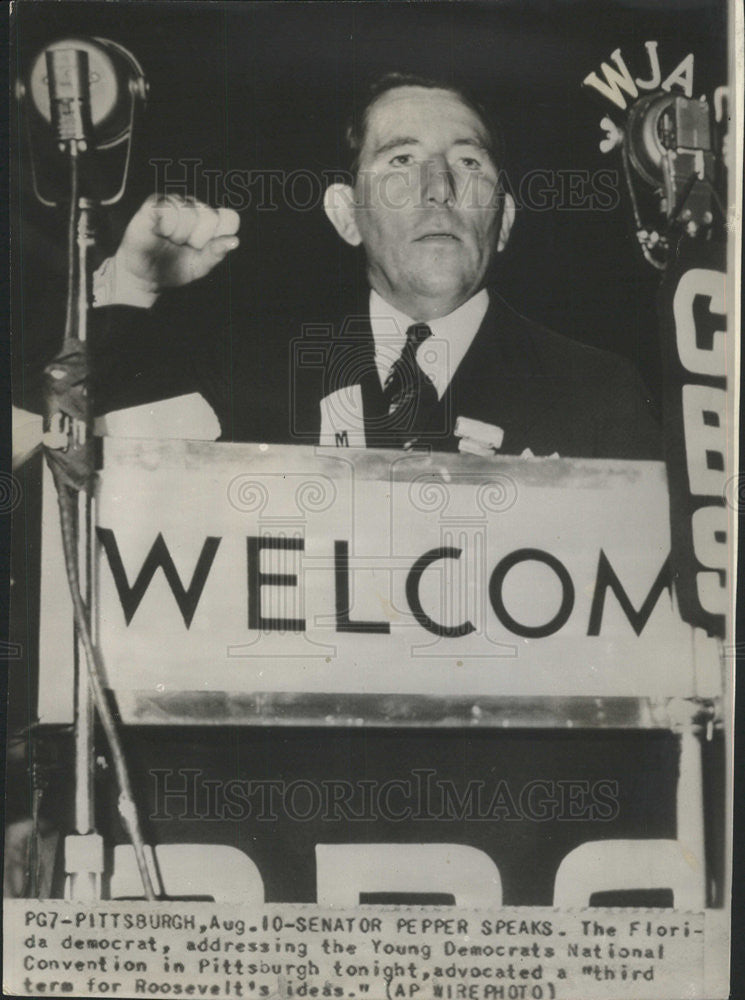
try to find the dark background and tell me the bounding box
[5,0,736,931]
[10,0,729,414]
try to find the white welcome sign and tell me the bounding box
[39,439,720,724]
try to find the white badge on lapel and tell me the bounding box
[319,385,367,447]
[454,415,505,455]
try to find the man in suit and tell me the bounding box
[90,71,660,458]
[7,71,664,900]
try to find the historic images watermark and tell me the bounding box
[148,769,620,823]
[150,159,621,214]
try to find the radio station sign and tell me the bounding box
[39,440,714,724]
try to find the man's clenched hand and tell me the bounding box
[107,195,240,306]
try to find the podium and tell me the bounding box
[37,439,723,905]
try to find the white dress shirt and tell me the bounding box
[369,288,489,400]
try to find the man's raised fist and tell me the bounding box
[107,194,240,307]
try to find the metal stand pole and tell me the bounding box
[673,700,709,910]
[64,196,104,901]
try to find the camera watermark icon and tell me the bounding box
[723,474,745,510]
[0,472,23,514]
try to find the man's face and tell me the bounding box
[326,86,513,321]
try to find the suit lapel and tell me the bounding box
[319,314,388,447]
[444,293,548,456]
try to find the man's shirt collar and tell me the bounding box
[369,288,489,400]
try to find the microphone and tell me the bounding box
[45,47,93,149]
[17,37,148,206]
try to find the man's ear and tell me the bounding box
[323,184,362,247]
[496,192,516,252]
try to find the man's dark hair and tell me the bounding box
[345,71,505,177]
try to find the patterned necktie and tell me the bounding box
[382,324,438,446]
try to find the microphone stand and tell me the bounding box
[72,193,98,901]
[73,198,96,898]
[42,141,104,899]
[34,46,156,901]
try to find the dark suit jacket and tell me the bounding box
[86,288,661,460]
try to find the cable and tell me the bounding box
[28,784,43,898]
[668,172,698,227]
[48,467,159,901]
[621,143,644,232]
[702,178,727,220]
